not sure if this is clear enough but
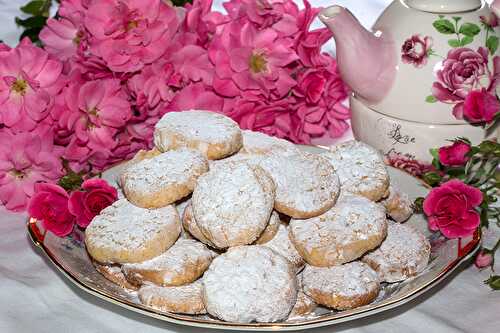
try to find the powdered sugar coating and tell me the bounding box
[289,272,317,319]
[258,152,340,218]
[154,110,242,159]
[121,148,208,208]
[192,162,275,249]
[202,246,297,323]
[263,223,304,272]
[254,211,281,245]
[138,280,206,314]
[85,199,181,263]
[241,130,299,156]
[182,203,216,247]
[381,185,414,223]
[290,195,387,267]
[362,223,430,283]
[322,140,389,201]
[302,262,380,310]
[122,239,214,286]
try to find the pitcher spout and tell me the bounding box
[319,6,396,104]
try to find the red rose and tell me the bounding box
[423,179,483,238]
[28,183,75,237]
[401,34,433,68]
[463,89,500,124]
[69,178,118,228]
[438,141,471,167]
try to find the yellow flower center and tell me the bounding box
[88,107,99,117]
[126,20,138,31]
[10,169,26,179]
[11,79,28,96]
[249,53,268,73]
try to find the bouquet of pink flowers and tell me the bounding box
[0,0,349,212]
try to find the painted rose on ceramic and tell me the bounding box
[401,34,433,68]
[402,15,500,125]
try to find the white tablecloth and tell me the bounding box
[1,1,499,332]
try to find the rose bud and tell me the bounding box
[438,141,471,167]
[475,249,493,269]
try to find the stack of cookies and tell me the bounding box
[84,110,431,323]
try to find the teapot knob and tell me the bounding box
[406,0,482,13]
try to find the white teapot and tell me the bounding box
[320,0,499,162]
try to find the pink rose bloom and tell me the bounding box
[40,17,87,61]
[166,82,224,112]
[462,89,500,123]
[210,22,298,98]
[423,179,483,238]
[127,60,181,115]
[474,249,493,269]
[84,0,184,72]
[69,178,118,228]
[438,141,471,166]
[63,136,111,173]
[28,183,75,237]
[401,34,433,68]
[181,0,228,47]
[431,47,497,118]
[54,77,131,151]
[480,13,498,28]
[0,38,64,131]
[296,28,333,68]
[0,130,64,212]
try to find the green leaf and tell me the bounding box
[15,16,47,28]
[433,19,456,34]
[20,1,46,15]
[479,140,498,154]
[413,197,424,213]
[459,22,481,37]
[58,171,84,192]
[448,39,461,48]
[423,172,442,187]
[170,0,193,6]
[487,36,499,55]
[452,16,462,22]
[426,95,438,103]
[484,275,500,290]
[460,35,474,46]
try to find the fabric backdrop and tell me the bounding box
[0,1,499,333]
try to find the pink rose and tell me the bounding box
[69,178,118,228]
[401,34,433,68]
[296,69,326,104]
[480,13,498,28]
[432,47,491,117]
[438,141,471,167]
[474,249,493,269]
[28,183,75,237]
[462,89,500,124]
[423,179,483,238]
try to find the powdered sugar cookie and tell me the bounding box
[323,140,390,201]
[182,203,216,247]
[290,195,387,267]
[122,238,214,287]
[302,262,380,310]
[380,185,413,223]
[254,211,281,245]
[262,222,304,272]
[202,246,297,323]
[154,110,242,160]
[93,261,138,291]
[121,148,208,209]
[138,280,206,315]
[258,152,340,219]
[362,223,430,283]
[85,199,181,264]
[192,162,275,249]
[240,130,299,156]
[289,272,317,319]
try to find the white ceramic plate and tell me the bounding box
[27,145,480,331]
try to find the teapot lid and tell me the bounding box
[405,0,482,13]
